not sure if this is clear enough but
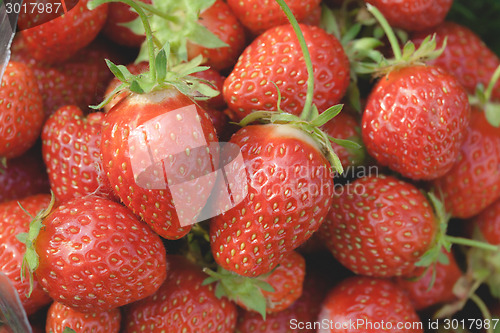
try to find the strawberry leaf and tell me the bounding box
[155,46,168,83]
[310,104,343,127]
[63,327,76,333]
[106,59,127,82]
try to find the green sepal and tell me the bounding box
[485,103,500,127]
[328,136,361,150]
[17,192,56,297]
[310,104,343,127]
[155,46,169,83]
[62,327,76,333]
[189,22,228,49]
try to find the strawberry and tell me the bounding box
[100,87,219,240]
[319,175,437,277]
[210,124,334,277]
[361,65,470,180]
[394,250,462,311]
[25,195,168,313]
[102,0,151,47]
[0,148,50,203]
[0,61,44,160]
[475,199,500,246]
[227,0,321,35]
[41,106,116,203]
[123,255,237,333]
[0,195,53,315]
[412,22,500,101]
[321,112,365,168]
[19,0,108,64]
[46,301,121,333]
[317,276,423,332]
[432,107,500,218]
[223,24,350,121]
[365,0,452,32]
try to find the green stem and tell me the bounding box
[445,235,499,252]
[275,0,315,121]
[470,293,494,333]
[366,3,402,60]
[485,64,500,102]
[137,2,181,24]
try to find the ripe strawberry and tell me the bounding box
[19,0,108,64]
[475,198,500,246]
[318,276,423,332]
[321,112,365,167]
[32,195,168,313]
[0,61,44,160]
[227,0,321,35]
[102,0,151,47]
[362,65,470,180]
[365,0,452,32]
[46,301,121,333]
[100,87,219,240]
[0,148,50,203]
[432,107,500,218]
[394,250,462,311]
[319,175,436,277]
[186,0,246,71]
[0,195,52,315]
[223,24,350,121]
[124,255,237,333]
[42,106,116,203]
[210,124,334,277]
[412,22,500,101]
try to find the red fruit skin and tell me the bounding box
[102,0,150,47]
[42,106,117,203]
[365,0,452,32]
[101,88,219,240]
[35,195,168,313]
[20,0,108,64]
[223,24,350,121]
[227,0,321,35]
[210,124,334,277]
[319,175,436,277]
[322,112,364,167]
[46,301,121,333]
[192,68,226,111]
[186,0,246,71]
[475,199,500,245]
[362,65,470,180]
[412,22,500,101]
[318,276,423,333]
[432,108,500,219]
[0,195,53,315]
[124,255,237,333]
[394,250,462,311]
[0,62,44,159]
[0,149,50,203]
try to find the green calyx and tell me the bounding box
[63,328,77,333]
[87,0,219,109]
[202,266,275,319]
[16,192,55,297]
[469,64,500,127]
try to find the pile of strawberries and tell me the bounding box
[1,0,500,332]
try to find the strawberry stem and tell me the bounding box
[366,4,402,60]
[275,0,315,121]
[445,235,499,252]
[469,294,494,333]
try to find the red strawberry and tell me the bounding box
[210,124,334,277]
[318,276,423,332]
[101,87,219,240]
[223,24,350,121]
[46,301,121,333]
[475,198,500,246]
[227,0,321,35]
[19,0,108,64]
[0,195,52,315]
[0,61,44,160]
[412,22,500,101]
[432,107,500,218]
[319,175,437,277]
[321,112,365,167]
[362,65,470,180]
[124,255,237,333]
[394,250,462,311]
[41,106,116,203]
[31,195,168,313]
[186,0,246,71]
[0,148,50,203]
[365,0,452,32]
[102,0,151,47]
